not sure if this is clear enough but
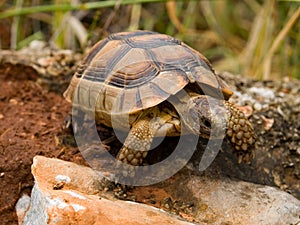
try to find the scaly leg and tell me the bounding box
[115,108,175,181]
[117,117,159,166]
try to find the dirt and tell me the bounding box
[0,68,83,225]
[0,48,299,224]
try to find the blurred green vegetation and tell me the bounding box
[0,0,299,79]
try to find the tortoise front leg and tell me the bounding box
[117,118,155,166]
[116,108,172,168]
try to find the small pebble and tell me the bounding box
[248,87,275,100]
[253,102,262,111]
[29,40,46,50]
[9,98,18,105]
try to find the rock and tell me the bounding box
[17,156,300,225]
[15,194,31,225]
[186,173,300,224]
[17,156,194,225]
[219,72,300,200]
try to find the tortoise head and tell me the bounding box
[183,95,228,139]
[182,95,255,162]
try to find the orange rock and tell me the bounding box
[17,156,194,225]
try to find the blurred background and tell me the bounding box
[0,0,299,80]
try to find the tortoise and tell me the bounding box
[64,30,255,167]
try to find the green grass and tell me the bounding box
[0,0,299,79]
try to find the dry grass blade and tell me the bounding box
[200,1,245,51]
[49,12,69,48]
[11,0,23,49]
[68,15,88,49]
[241,0,275,78]
[166,1,185,32]
[129,4,142,31]
[262,6,300,79]
[102,0,122,34]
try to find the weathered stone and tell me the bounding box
[186,174,300,224]
[15,194,31,225]
[17,156,300,225]
[17,156,194,225]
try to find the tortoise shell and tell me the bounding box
[64,30,233,116]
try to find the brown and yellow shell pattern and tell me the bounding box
[64,30,255,165]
